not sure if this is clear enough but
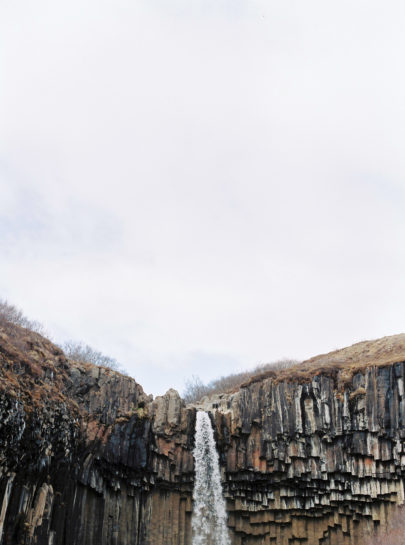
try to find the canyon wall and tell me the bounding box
[1,325,405,545]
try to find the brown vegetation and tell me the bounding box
[0,299,122,417]
[61,340,125,373]
[349,386,366,400]
[0,321,72,413]
[183,359,300,402]
[241,334,405,390]
[184,334,405,402]
[0,299,46,336]
[0,298,126,375]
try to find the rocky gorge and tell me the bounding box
[1,324,405,545]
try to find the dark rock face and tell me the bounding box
[1,326,405,545]
[213,363,405,545]
[0,326,194,545]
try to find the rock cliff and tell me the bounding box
[1,324,405,545]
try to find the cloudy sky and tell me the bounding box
[1,0,404,396]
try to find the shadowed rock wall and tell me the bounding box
[1,326,405,545]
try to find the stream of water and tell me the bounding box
[192,411,231,545]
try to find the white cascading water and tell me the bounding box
[192,411,231,545]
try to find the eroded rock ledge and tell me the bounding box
[1,326,405,545]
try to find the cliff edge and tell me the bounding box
[1,325,405,545]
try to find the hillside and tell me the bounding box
[1,323,405,545]
[243,333,405,388]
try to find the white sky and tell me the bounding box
[1,0,404,396]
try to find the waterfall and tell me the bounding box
[192,411,231,545]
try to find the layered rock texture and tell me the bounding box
[1,323,405,545]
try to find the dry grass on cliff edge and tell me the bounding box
[242,333,405,389]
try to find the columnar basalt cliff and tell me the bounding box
[1,324,405,545]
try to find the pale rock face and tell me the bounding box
[150,388,184,434]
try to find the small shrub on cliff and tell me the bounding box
[183,375,212,403]
[183,359,300,402]
[349,386,366,400]
[62,340,125,373]
[0,299,46,335]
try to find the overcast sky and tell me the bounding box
[1,0,404,396]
